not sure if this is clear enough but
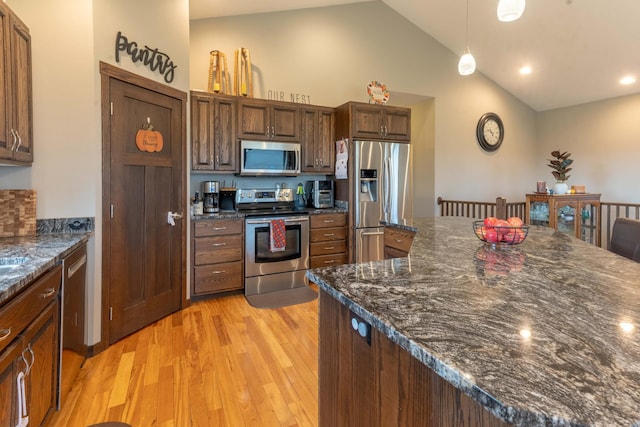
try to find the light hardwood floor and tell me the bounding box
[49,289,319,427]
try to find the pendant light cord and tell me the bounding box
[465,0,470,50]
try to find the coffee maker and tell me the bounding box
[202,181,220,213]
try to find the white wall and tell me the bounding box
[1,0,190,345]
[189,2,539,213]
[537,94,640,203]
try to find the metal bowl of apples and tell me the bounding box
[473,217,529,248]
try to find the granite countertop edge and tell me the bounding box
[0,232,92,306]
[308,270,543,426]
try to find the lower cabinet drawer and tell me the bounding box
[194,235,243,265]
[310,240,347,256]
[310,226,347,243]
[194,261,243,294]
[311,253,348,269]
[194,219,243,237]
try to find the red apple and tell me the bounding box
[483,216,498,228]
[513,229,526,243]
[484,228,499,243]
[502,229,516,243]
[507,216,524,227]
[494,219,510,239]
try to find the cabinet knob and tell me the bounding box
[0,328,11,341]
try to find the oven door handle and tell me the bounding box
[246,217,309,225]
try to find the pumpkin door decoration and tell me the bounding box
[135,118,164,153]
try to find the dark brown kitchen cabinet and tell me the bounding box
[237,98,300,142]
[318,290,509,427]
[301,106,335,173]
[337,101,411,142]
[310,213,348,268]
[191,91,237,172]
[0,339,21,426]
[192,218,244,296]
[0,2,33,165]
[0,265,61,427]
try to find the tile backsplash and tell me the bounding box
[0,190,36,237]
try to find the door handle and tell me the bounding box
[167,212,184,226]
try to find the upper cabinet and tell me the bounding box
[0,4,33,165]
[191,91,237,172]
[301,105,335,173]
[337,102,411,142]
[237,98,300,142]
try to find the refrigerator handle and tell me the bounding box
[383,156,390,217]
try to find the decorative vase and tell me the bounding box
[553,182,568,195]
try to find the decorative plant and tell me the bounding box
[548,150,572,182]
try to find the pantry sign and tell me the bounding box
[115,31,177,84]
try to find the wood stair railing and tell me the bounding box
[437,197,526,221]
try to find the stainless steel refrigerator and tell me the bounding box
[354,140,412,263]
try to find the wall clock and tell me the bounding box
[476,112,504,152]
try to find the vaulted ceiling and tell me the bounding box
[189,0,640,112]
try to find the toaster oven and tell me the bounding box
[308,180,334,209]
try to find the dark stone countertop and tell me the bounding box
[307,216,640,426]
[0,233,91,306]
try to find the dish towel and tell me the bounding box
[270,219,286,252]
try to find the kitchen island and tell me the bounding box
[307,217,640,426]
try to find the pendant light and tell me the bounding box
[458,0,476,76]
[497,0,525,22]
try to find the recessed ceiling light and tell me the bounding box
[519,66,532,75]
[620,76,636,85]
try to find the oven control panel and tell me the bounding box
[236,188,294,204]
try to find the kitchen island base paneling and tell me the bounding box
[319,290,507,427]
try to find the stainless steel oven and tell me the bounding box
[245,214,310,296]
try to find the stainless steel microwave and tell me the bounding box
[239,140,301,176]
